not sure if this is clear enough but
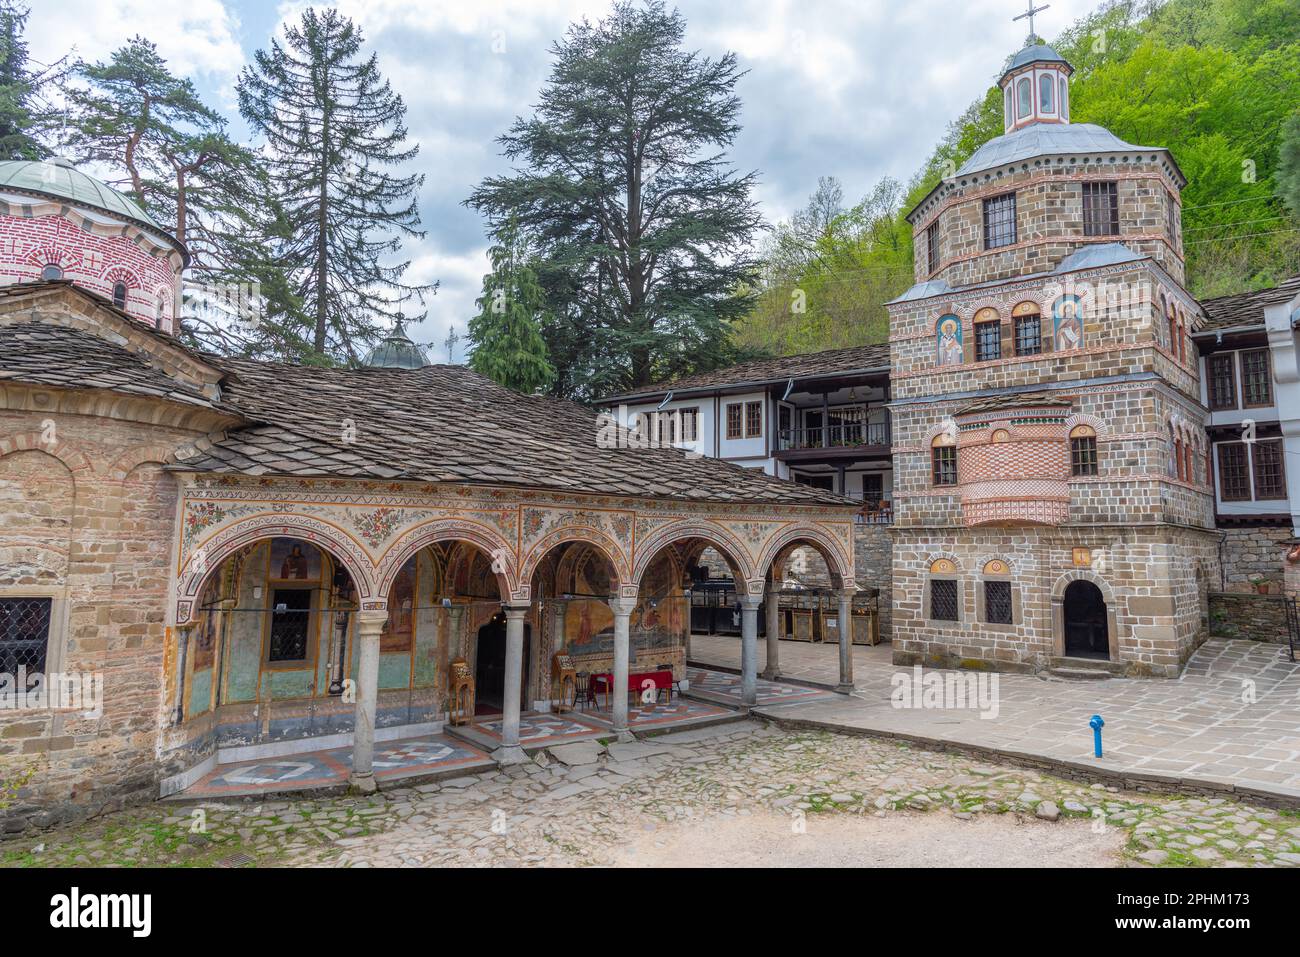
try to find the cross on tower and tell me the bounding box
[444,324,460,364]
[1013,0,1050,42]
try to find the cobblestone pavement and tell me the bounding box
[5,721,1300,868]
[697,635,1300,800]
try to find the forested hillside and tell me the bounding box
[736,0,1300,356]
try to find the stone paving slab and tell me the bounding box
[746,639,1300,805]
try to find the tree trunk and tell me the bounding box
[314,104,330,354]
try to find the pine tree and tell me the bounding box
[467,219,554,393]
[0,1,63,159]
[237,7,433,363]
[466,0,762,395]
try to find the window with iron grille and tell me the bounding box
[983,193,1017,249]
[974,321,1001,362]
[1014,314,1041,356]
[1240,349,1273,407]
[268,589,312,662]
[930,579,959,622]
[984,580,1012,625]
[932,445,958,486]
[1252,439,1286,500]
[1071,436,1098,476]
[1207,353,1237,410]
[1082,182,1119,236]
[0,598,51,675]
[745,400,763,438]
[926,220,940,275]
[725,403,742,439]
[1217,442,1250,501]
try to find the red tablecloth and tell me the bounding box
[591,670,674,702]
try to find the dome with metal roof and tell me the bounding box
[362,316,429,369]
[1000,42,1071,83]
[0,157,174,240]
[955,122,1167,179]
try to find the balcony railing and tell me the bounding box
[778,419,890,451]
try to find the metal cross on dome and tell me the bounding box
[1013,0,1050,41]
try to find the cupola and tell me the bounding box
[362,314,429,369]
[1000,42,1072,134]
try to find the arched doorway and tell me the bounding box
[1063,580,1108,659]
[474,613,530,714]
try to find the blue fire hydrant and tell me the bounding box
[1090,714,1105,758]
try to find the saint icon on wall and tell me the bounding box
[1053,295,1083,351]
[936,315,963,366]
[270,538,321,580]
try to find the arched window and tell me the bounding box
[1070,425,1098,477]
[112,282,127,308]
[928,559,959,622]
[974,307,1001,362]
[1173,433,1185,481]
[40,263,64,281]
[1176,307,1187,363]
[1017,77,1032,119]
[155,293,167,329]
[931,433,958,486]
[981,559,1014,625]
[1039,73,1054,113]
[1012,301,1042,356]
[1060,77,1068,120]
[1166,299,1178,359]
[1183,433,1196,484]
[1004,85,1012,124]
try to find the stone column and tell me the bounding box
[495,605,531,764]
[762,582,781,681]
[608,594,638,742]
[837,587,856,694]
[739,594,762,706]
[350,609,389,792]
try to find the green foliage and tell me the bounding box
[468,219,555,394]
[0,1,58,160]
[1278,113,1300,221]
[238,8,432,363]
[467,0,763,397]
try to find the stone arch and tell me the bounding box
[377,519,517,601]
[1061,412,1107,437]
[519,526,628,595]
[0,430,93,476]
[177,513,376,624]
[0,445,75,586]
[1049,568,1119,660]
[756,525,852,592]
[631,521,756,592]
[108,444,177,481]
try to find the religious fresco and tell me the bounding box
[192,577,219,671]
[936,315,963,366]
[381,556,416,654]
[1053,295,1083,351]
[270,538,321,581]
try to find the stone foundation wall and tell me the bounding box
[1218,526,1290,591]
[1208,592,1289,644]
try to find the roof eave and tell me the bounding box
[601,365,891,405]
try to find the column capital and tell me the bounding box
[838,584,859,599]
[608,595,638,616]
[356,609,389,635]
[737,594,763,611]
[503,604,531,620]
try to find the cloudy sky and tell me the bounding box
[29,0,1101,359]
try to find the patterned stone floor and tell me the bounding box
[185,734,492,798]
[740,638,1300,801]
[470,712,609,746]
[581,696,737,729]
[685,666,835,707]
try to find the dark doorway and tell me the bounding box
[474,615,530,715]
[1063,580,1109,659]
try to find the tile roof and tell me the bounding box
[0,322,220,408]
[1197,276,1300,334]
[174,357,853,506]
[604,343,891,402]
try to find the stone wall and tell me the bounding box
[1218,526,1290,590]
[1208,592,1289,644]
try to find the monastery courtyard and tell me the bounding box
[4,641,1300,869]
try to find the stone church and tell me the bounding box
[886,39,1217,678]
[0,158,862,831]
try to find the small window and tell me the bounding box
[1017,77,1031,118]
[926,220,940,276]
[984,580,1013,625]
[1166,192,1179,251]
[983,192,1017,250]
[931,435,958,486]
[1004,85,1012,122]
[1252,439,1286,500]
[267,588,313,662]
[41,263,64,281]
[1039,73,1054,113]
[155,294,167,329]
[0,597,52,675]
[1014,312,1041,356]
[1207,353,1237,410]
[745,400,763,438]
[112,282,128,308]
[725,403,742,440]
[1217,443,1250,501]
[1070,426,1098,477]
[680,407,699,443]
[1082,182,1119,237]
[1060,77,1068,120]
[975,318,1001,362]
[1240,349,1273,407]
[930,579,959,622]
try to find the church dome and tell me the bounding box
[0,157,176,244]
[362,316,429,369]
[1000,42,1070,83]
